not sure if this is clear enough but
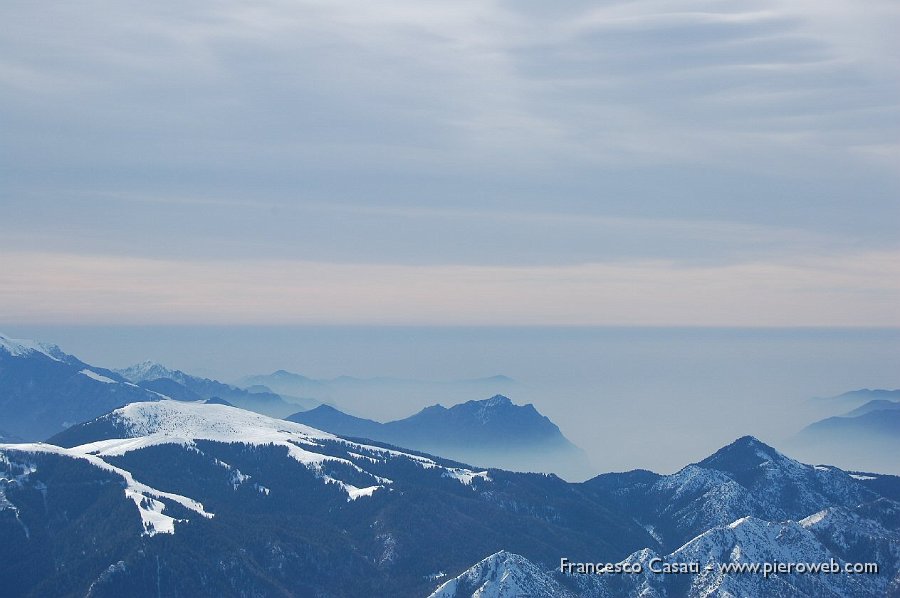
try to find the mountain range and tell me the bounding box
[236,370,517,422]
[117,361,320,417]
[2,400,899,597]
[287,395,592,479]
[0,332,589,479]
[238,370,516,398]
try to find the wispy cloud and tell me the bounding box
[2,0,897,173]
[1,0,897,327]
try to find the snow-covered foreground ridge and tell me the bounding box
[0,400,489,536]
[432,513,900,597]
[429,437,900,597]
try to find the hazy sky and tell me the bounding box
[2,0,899,326]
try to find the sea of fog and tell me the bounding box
[5,325,898,477]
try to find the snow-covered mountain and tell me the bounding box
[435,437,900,598]
[117,360,319,416]
[1,400,655,597]
[584,436,881,551]
[38,400,493,530]
[438,508,900,598]
[0,334,72,362]
[610,514,895,597]
[429,551,578,598]
[0,333,164,440]
[288,395,592,479]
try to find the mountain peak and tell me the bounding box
[482,394,512,407]
[428,550,567,598]
[697,436,804,482]
[268,369,311,380]
[733,434,770,448]
[702,435,781,461]
[306,403,343,415]
[118,361,183,383]
[0,332,66,362]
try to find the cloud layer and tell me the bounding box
[3,250,897,326]
[1,0,897,324]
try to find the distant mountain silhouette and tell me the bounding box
[799,409,900,440]
[788,398,900,475]
[238,370,515,395]
[845,399,900,418]
[830,388,900,402]
[117,361,318,416]
[235,370,516,421]
[0,427,22,443]
[288,395,591,479]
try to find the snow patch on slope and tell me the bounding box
[79,369,118,384]
[0,442,212,537]
[443,468,490,485]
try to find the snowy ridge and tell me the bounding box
[3,401,492,538]
[428,551,575,598]
[614,515,891,597]
[81,401,492,496]
[80,401,425,484]
[55,401,490,519]
[439,438,900,598]
[620,435,881,550]
[117,360,185,383]
[653,465,769,530]
[0,333,65,362]
[437,510,899,598]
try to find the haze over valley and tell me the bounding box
[4,326,897,476]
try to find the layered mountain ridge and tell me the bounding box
[288,395,592,479]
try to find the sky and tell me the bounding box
[2,0,899,327]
